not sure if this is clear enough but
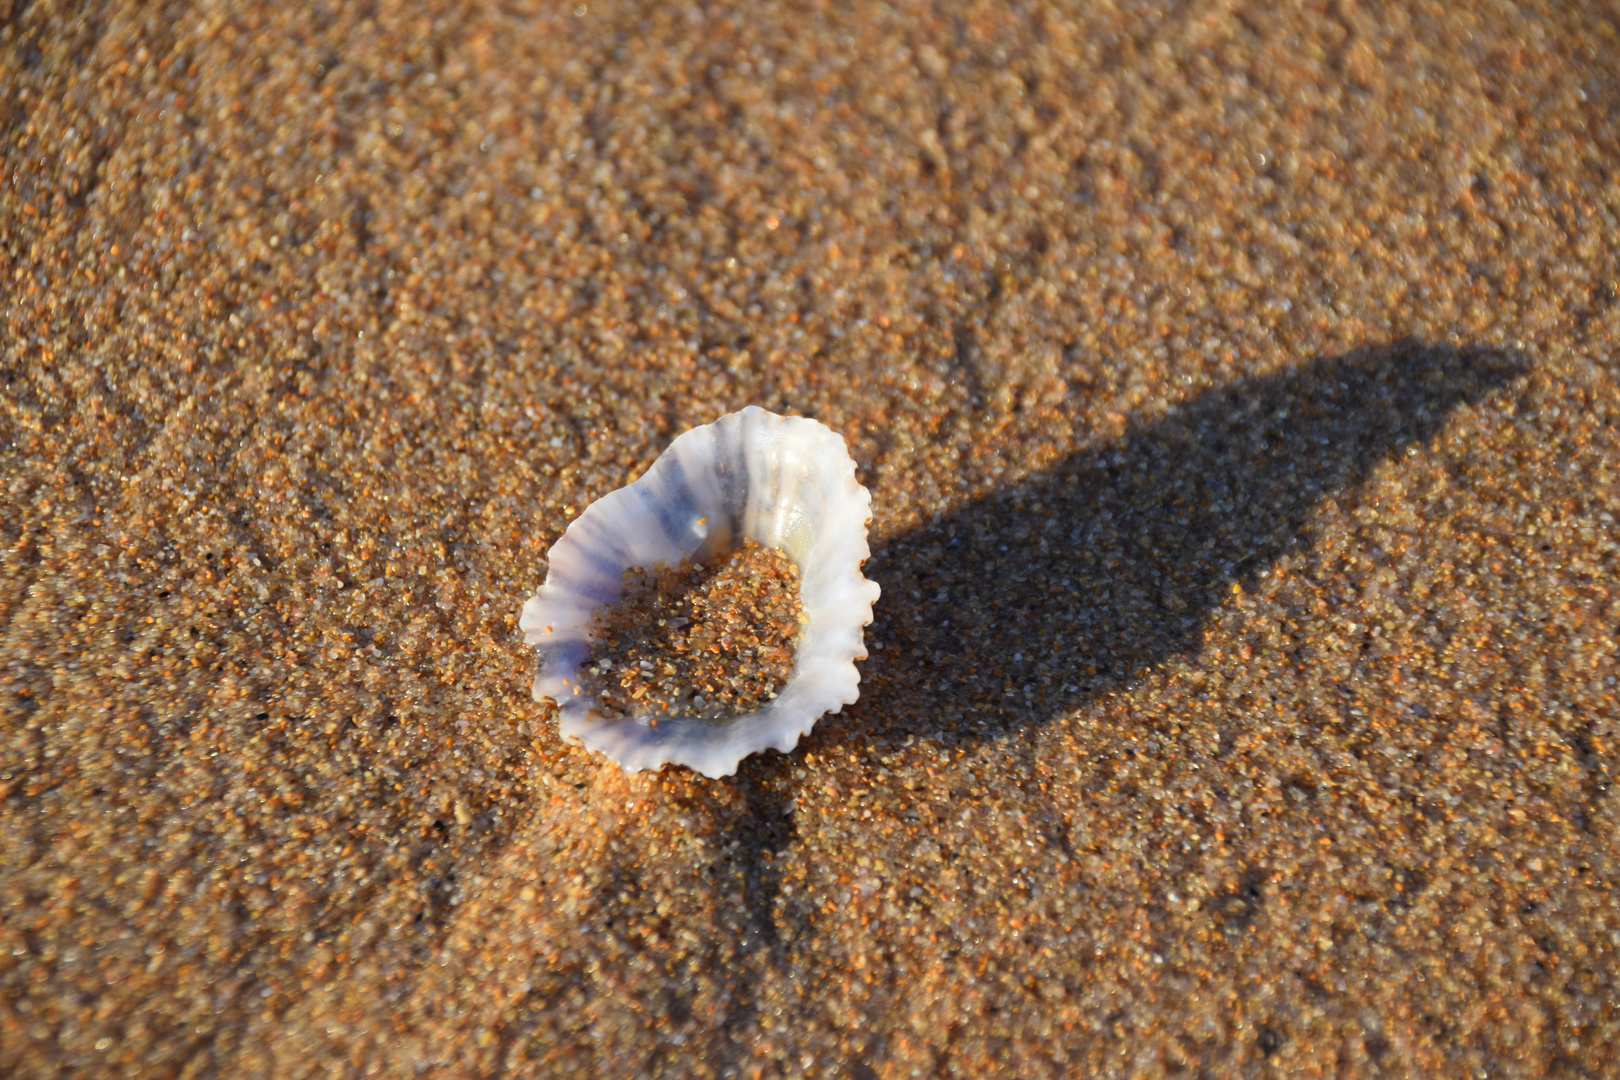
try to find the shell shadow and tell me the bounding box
[844,339,1526,747]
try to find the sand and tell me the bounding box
[3,1,1618,1076]
[580,541,803,721]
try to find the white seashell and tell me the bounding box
[519,406,881,778]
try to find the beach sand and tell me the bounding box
[3,1,1618,1076]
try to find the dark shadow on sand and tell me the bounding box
[847,340,1524,745]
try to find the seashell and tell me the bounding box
[520,406,881,778]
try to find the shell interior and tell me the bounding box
[520,406,881,777]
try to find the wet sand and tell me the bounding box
[3,1,1618,1076]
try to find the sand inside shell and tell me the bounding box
[578,540,806,723]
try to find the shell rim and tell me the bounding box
[520,406,880,777]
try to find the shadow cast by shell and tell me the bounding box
[846,340,1525,747]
